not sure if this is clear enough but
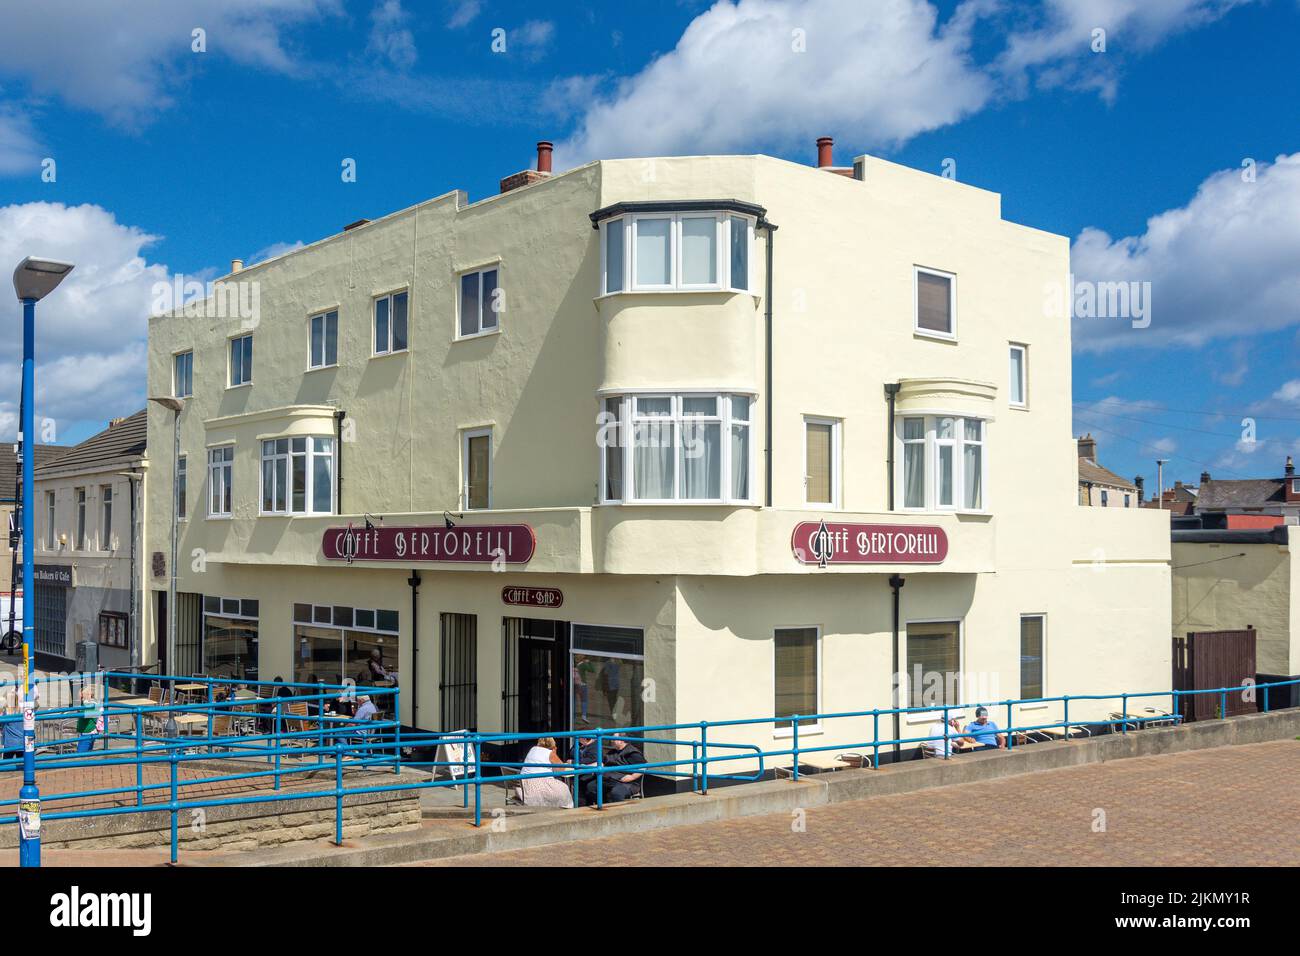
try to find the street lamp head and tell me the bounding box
[148,395,185,413]
[13,257,74,302]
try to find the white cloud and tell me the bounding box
[368,0,418,70]
[512,20,556,60]
[0,0,339,129]
[0,107,43,175]
[1273,380,1300,404]
[447,0,482,30]
[557,0,994,165]
[248,240,305,265]
[1072,153,1300,352]
[0,202,173,439]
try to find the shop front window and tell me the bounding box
[202,595,259,680]
[293,603,399,715]
[571,624,644,731]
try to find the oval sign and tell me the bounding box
[502,586,564,609]
[792,520,948,567]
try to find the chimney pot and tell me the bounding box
[230,259,244,274]
[1286,455,1295,478]
[536,141,553,174]
[1200,471,1211,484]
[816,136,834,168]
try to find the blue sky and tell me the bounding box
[1,0,1299,492]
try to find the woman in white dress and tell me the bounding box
[518,737,575,808]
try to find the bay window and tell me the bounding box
[601,213,752,294]
[260,436,334,515]
[599,392,752,503]
[899,415,988,511]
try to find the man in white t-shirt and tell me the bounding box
[923,714,961,757]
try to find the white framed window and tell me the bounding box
[75,487,87,550]
[1292,478,1299,495]
[803,417,840,508]
[1101,489,1109,507]
[260,436,333,515]
[458,267,500,338]
[173,350,193,398]
[373,289,409,355]
[1009,343,1027,407]
[45,491,55,549]
[599,392,753,504]
[462,428,492,510]
[208,446,233,517]
[177,455,187,520]
[309,310,338,369]
[774,626,820,736]
[1124,493,1131,508]
[601,213,753,295]
[898,415,988,512]
[1020,614,1046,700]
[100,484,113,550]
[229,334,253,387]
[914,266,956,339]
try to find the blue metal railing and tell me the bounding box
[0,672,1295,861]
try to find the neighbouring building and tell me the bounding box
[145,138,1171,772]
[0,443,70,599]
[1076,434,1139,507]
[1172,524,1300,686]
[1185,458,1300,527]
[1145,480,1197,515]
[33,411,150,672]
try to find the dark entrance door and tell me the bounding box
[502,618,568,736]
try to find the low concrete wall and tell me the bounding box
[1,770,421,853]
[208,707,1300,866]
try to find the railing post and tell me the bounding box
[334,742,345,846]
[273,703,282,791]
[461,733,469,809]
[872,710,880,768]
[791,717,800,781]
[169,751,179,865]
[1263,684,1270,713]
[393,689,402,775]
[1006,701,1014,749]
[205,681,214,740]
[1219,689,1227,720]
[1120,693,1128,734]
[942,705,950,760]
[1062,696,1070,739]
[473,734,482,829]
[699,722,708,796]
[595,729,606,809]
[135,713,144,807]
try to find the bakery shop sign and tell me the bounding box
[792,520,948,568]
[323,524,536,565]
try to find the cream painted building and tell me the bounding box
[145,143,1171,775]
[1172,525,1300,681]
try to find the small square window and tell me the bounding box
[229,334,253,386]
[173,350,193,398]
[374,291,409,354]
[310,310,338,368]
[915,268,955,338]
[458,268,500,338]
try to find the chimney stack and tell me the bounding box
[1134,476,1145,503]
[1077,434,1097,461]
[816,137,834,168]
[1200,470,1211,485]
[230,259,244,274]
[500,139,555,193]
[1286,455,1295,478]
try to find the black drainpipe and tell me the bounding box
[889,574,905,762]
[334,409,346,514]
[407,570,421,731]
[884,383,900,511]
[761,220,778,507]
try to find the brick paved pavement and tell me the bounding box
[421,740,1300,867]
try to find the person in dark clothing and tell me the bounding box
[583,734,645,805]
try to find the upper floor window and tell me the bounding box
[75,487,87,550]
[374,290,409,355]
[177,455,187,520]
[900,415,986,512]
[261,437,334,515]
[174,350,193,398]
[45,491,55,549]
[1009,344,1027,406]
[462,428,492,510]
[458,267,500,338]
[1101,489,1109,507]
[915,266,956,339]
[804,417,841,508]
[208,446,233,517]
[599,393,752,504]
[309,310,338,368]
[229,334,253,387]
[601,213,752,295]
[100,484,113,550]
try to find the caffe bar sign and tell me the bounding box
[323,524,536,565]
[792,520,948,568]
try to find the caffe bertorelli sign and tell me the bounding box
[792,520,948,568]
[322,524,536,564]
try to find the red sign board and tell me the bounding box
[791,520,948,567]
[502,586,564,609]
[322,524,536,564]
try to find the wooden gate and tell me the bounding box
[1172,628,1257,721]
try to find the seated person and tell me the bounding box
[922,714,961,758]
[961,707,1006,750]
[367,650,397,687]
[583,733,645,805]
[518,737,574,809]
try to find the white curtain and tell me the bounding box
[964,443,982,509]
[682,422,721,498]
[634,420,674,498]
[730,423,749,499]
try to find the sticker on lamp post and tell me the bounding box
[792,520,948,568]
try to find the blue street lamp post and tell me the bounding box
[12,256,74,868]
